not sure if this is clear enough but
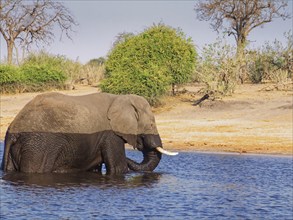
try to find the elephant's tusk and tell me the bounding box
[156,147,178,156]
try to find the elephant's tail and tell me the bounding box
[1,131,19,171]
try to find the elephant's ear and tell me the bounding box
[107,95,138,148]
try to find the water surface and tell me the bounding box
[1,143,292,219]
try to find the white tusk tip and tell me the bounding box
[156,147,179,156]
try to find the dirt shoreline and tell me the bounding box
[1,84,292,155]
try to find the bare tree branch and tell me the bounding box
[195,0,291,53]
[0,0,78,64]
[195,0,291,84]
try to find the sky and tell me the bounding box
[0,0,292,64]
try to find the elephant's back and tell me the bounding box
[8,92,114,134]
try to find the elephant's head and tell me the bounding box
[107,95,177,172]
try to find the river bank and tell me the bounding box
[1,84,292,155]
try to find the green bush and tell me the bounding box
[1,51,107,94]
[101,67,171,105]
[23,51,68,69]
[247,31,292,84]
[248,54,264,83]
[0,65,25,93]
[0,65,23,84]
[21,64,66,84]
[23,51,105,86]
[23,51,73,81]
[20,64,66,92]
[101,24,197,104]
[0,63,67,93]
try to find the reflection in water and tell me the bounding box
[2,171,162,188]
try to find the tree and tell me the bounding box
[100,24,197,105]
[0,0,77,64]
[87,57,106,66]
[195,0,291,57]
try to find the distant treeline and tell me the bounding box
[0,52,105,94]
[1,25,292,105]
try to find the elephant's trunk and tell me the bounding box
[127,149,162,172]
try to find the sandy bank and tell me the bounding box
[1,84,292,155]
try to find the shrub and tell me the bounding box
[0,65,23,85]
[23,52,72,83]
[0,61,67,93]
[24,51,105,86]
[195,38,237,96]
[22,51,105,86]
[1,51,107,94]
[247,31,292,84]
[21,64,66,84]
[247,52,265,83]
[101,24,197,104]
[23,51,67,67]
[101,66,171,105]
[0,65,25,93]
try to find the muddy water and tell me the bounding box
[1,143,292,219]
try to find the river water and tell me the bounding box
[0,143,292,219]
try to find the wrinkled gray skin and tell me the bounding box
[1,93,163,175]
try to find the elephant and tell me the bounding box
[1,92,177,174]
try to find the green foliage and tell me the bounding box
[247,52,265,83]
[23,51,74,82]
[195,38,237,96]
[0,65,23,85]
[21,64,66,84]
[22,51,105,85]
[20,52,68,90]
[0,52,68,93]
[0,63,67,93]
[23,51,68,67]
[0,65,23,93]
[112,32,135,48]
[247,31,292,84]
[195,31,292,96]
[101,66,171,105]
[101,24,197,104]
[0,51,106,94]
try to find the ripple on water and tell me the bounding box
[0,145,292,219]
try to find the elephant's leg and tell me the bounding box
[19,147,55,173]
[7,135,41,173]
[7,140,21,172]
[15,133,63,173]
[19,150,45,173]
[102,135,128,175]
